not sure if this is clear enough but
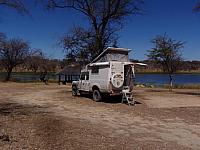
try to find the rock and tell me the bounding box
[135,84,145,88]
[150,85,154,88]
[0,134,10,142]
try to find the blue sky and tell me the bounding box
[0,0,200,60]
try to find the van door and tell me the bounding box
[80,72,90,92]
[124,65,134,90]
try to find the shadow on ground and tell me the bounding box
[0,102,70,149]
[174,91,200,97]
[144,89,200,97]
[0,102,48,116]
[62,88,143,105]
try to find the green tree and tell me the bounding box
[147,34,184,91]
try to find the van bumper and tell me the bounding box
[109,90,122,96]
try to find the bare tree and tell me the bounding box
[0,33,6,71]
[147,34,184,91]
[62,26,120,63]
[0,32,6,41]
[0,0,28,14]
[194,1,200,12]
[0,37,30,81]
[26,49,45,73]
[44,0,143,59]
[61,26,96,63]
[26,49,57,72]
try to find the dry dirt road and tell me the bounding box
[0,83,200,150]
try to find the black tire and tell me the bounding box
[79,90,83,96]
[92,90,102,102]
[72,85,78,96]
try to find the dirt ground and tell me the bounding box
[0,82,200,150]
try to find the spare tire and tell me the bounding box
[111,73,124,89]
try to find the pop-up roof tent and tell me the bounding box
[91,47,131,63]
[88,47,147,68]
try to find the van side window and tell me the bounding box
[80,72,89,80]
[86,72,89,80]
[91,67,99,74]
[80,73,85,80]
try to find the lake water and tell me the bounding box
[136,73,200,85]
[0,73,57,83]
[0,73,200,85]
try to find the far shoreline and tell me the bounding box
[135,71,200,74]
[0,71,200,74]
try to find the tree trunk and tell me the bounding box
[169,74,173,92]
[5,68,13,81]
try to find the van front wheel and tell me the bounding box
[92,90,102,102]
[72,85,78,96]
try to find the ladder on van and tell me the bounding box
[121,89,135,106]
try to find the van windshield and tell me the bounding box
[80,72,89,80]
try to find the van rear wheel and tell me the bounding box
[92,90,102,102]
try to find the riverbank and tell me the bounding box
[1,71,200,74]
[1,72,200,89]
[0,72,57,82]
[135,71,200,74]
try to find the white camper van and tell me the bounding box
[72,47,145,103]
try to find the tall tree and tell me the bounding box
[44,0,143,60]
[26,49,45,73]
[147,34,184,91]
[194,1,200,12]
[26,49,58,73]
[61,26,96,63]
[0,37,30,81]
[0,32,6,41]
[62,26,118,63]
[0,33,6,71]
[0,0,28,14]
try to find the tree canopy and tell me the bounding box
[44,0,143,61]
[0,36,30,80]
[194,1,200,12]
[0,0,28,15]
